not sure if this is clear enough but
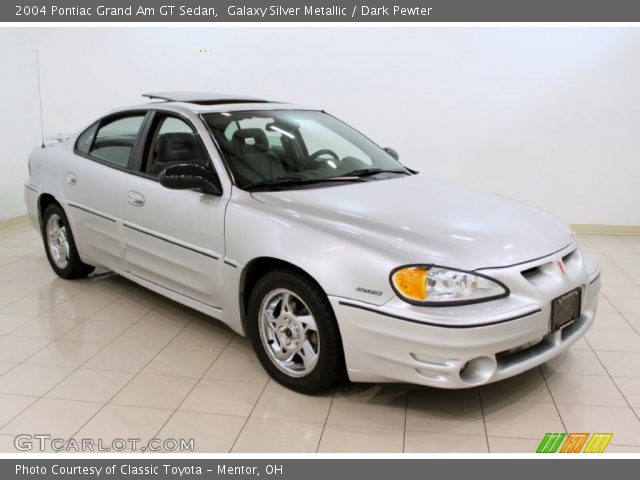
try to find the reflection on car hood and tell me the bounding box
[251,174,574,270]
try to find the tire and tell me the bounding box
[248,268,345,394]
[42,203,94,279]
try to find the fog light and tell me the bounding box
[459,356,496,384]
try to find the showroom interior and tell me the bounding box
[0,27,639,453]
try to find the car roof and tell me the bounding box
[130,91,322,115]
[142,91,269,104]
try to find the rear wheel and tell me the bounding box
[248,268,345,394]
[42,203,94,279]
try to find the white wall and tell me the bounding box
[1,27,639,225]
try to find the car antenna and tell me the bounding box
[36,49,45,148]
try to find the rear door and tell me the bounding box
[121,111,227,309]
[61,112,148,271]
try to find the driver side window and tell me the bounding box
[143,115,210,177]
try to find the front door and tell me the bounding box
[121,112,227,310]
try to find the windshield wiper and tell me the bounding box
[243,176,364,191]
[336,168,409,178]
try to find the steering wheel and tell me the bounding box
[302,149,340,169]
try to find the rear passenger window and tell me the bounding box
[88,115,145,168]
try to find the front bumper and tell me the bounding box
[331,245,601,388]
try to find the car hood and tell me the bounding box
[251,174,574,270]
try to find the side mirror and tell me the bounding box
[159,164,222,196]
[383,147,399,161]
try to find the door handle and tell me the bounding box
[66,172,78,185]
[127,191,145,207]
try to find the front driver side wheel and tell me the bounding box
[248,268,345,394]
[42,203,94,279]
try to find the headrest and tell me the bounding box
[232,128,268,150]
[157,133,200,163]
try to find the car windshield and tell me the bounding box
[203,110,408,190]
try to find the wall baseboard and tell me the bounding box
[571,224,640,235]
[0,215,29,230]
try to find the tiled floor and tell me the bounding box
[1,222,640,453]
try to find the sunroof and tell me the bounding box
[143,91,269,105]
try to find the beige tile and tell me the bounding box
[624,314,640,332]
[542,350,607,376]
[596,297,617,313]
[181,379,263,417]
[112,324,183,348]
[488,436,543,453]
[232,418,322,453]
[25,279,90,302]
[0,297,56,316]
[591,312,633,332]
[0,296,20,308]
[25,288,74,307]
[0,282,43,297]
[0,434,21,453]
[404,431,488,453]
[88,298,153,324]
[602,285,640,299]
[224,335,256,356]
[0,336,50,362]
[142,348,219,378]
[82,344,161,373]
[1,398,101,437]
[16,268,59,284]
[137,301,196,327]
[480,368,553,404]
[205,350,268,384]
[60,321,131,344]
[0,362,16,376]
[69,285,122,305]
[46,369,134,403]
[0,393,38,426]
[158,411,245,453]
[612,377,640,408]
[596,351,640,377]
[166,320,234,351]
[569,337,592,351]
[326,385,406,430]
[9,316,82,339]
[483,401,564,439]
[609,298,640,314]
[405,388,484,435]
[557,404,640,446]
[112,374,196,410]
[45,298,110,320]
[546,373,628,407]
[75,404,173,449]
[25,340,104,367]
[0,364,73,396]
[0,314,33,334]
[600,273,637,286]
[251,381,331,423]
[318,424,403,453]
[586,330,640,352]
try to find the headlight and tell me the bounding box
[390,265,508,306]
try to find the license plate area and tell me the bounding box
[551,287,582,331]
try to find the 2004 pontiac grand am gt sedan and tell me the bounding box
[25,92,601,393]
